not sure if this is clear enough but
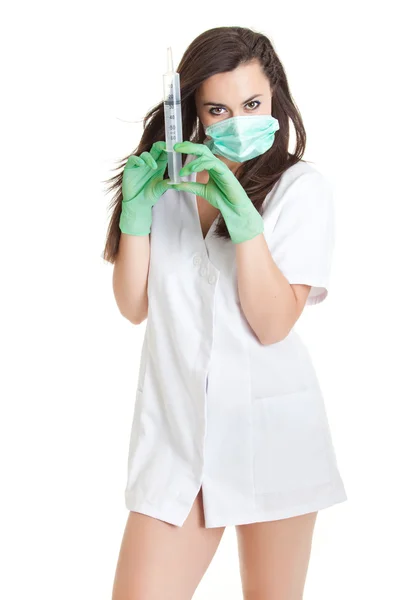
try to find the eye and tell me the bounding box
[245,100,261,110]
[208,100,261,117]
[209,106,226,116]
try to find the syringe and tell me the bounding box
[163,47,183,184]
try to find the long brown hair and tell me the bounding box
[102,26,309,264]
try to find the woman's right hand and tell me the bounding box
[119,141,171,236]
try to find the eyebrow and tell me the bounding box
[202,94,264,107]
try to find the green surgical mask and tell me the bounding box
[203,114,280,162]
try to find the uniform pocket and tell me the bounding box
[252,388,332,495]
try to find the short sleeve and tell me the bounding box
[267,170,335,306]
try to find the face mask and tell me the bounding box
[203,114,280,162]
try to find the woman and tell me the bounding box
[103,26,347,600]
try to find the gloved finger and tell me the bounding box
[175,143,229,178]
[180,157,215,177]
[125,154,145,168]
[168,180,220,208]
[140,151,158,170]
[167,181,208,198]
[173,141,213,157]
[153,177,184,197]
[149,141,168,163]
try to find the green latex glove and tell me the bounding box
[168,141,265,244]
[119,141,172,235]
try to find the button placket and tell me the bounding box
[193,254,201,266]
[192,251,217,285]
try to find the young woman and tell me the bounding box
[103,26,347,600]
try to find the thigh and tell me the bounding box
[112,487,225,600]
[235,511,318,600]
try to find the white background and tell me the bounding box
[1,1,399,598]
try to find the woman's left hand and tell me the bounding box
[168,141,265,244]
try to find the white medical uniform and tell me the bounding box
[124,155,348,528]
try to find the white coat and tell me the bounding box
[124,155,348,528]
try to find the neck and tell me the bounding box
[216,154,241,174]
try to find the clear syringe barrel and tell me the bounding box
[163,51,183,183]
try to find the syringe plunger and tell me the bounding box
[167,47,174,72]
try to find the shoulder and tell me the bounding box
[262,160,334,225]
[265,161,333,205]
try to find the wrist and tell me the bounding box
[119,203,152,236]
[221,200,264,244]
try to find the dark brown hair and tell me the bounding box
[102,26,309,264]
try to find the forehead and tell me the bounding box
[196,60,271,101]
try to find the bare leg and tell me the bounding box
[112,487,225,600]
[235,511,318,600]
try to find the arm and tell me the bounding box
[112,141,170,324]
[236,170,335,344]
[235,233,311,345]
[113,233,150,324]
[168,143,333,338]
